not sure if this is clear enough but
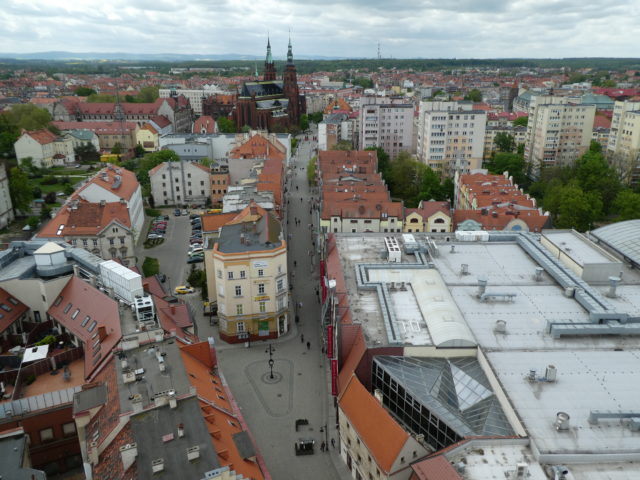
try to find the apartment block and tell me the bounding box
[207,202,289,343]
[358,96,414,159]
[0,162,14,227]
[524,100,596,177]
[148,160,211,206]
[607,100,640,185]
[416,101,487,177]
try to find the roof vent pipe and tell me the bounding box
[461,264,469,275]
[494,320,507,334]
[477,278,488,297]
[607,276,621,298]
[450,245,456,253]
[554,412,570,431]
[535,267,544,282]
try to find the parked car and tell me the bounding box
[190,239,203,245]
[147,233,164,240]
[174,285,194,294]
[174,208,181,216]
[189,247,204,254]
[189,214,199,220]
[155,216,168,222]
[158,273,166,283]
[187,256,204,264]
[181,209,188,215]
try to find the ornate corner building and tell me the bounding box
[234,37,306,131]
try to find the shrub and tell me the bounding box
[142,257,160,277]
[41,175,58,185]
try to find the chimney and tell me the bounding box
[534,267,544,282]
[607,276,621,298]
[169,391,177,409]
[120,198,126,205]
[97,326,107,341]
[250,202,257,216]
[131,394,143,413]
[119,443,138,472]
[151,458,164,473]
[100,200,106,207]
[187,446,200,461]
[177,423,184,438]
[208,337,218,368]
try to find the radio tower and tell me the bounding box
[377,42,381,60]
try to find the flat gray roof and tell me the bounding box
[73,384,107,414]
[131,396,219,478]
[543,230,619,266]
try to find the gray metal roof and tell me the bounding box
[0,385,82,420]
[232,431,255,460]
[73,383,107,414]
[591,220,640,267]
[374,356,513,438]
[0,434,47,480]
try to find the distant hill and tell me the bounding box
[0,51,348,61]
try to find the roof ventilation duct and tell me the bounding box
[606,276,621,298]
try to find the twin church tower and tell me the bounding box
[234,37,305,131]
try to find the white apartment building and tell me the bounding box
[318,113,356,150]
[607,101,640,185]
[0,163,14,227]
[416,101,487,177]
[14,129,76,168]
[148,160,211,206]
[524,99,596,178]
[358,96,414,159]
[159,86,224,116]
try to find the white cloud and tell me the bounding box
[0,0,637,57]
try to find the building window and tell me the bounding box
[277,278,284,291]
[240,270,246,279]
[63,422,76,436]
[237,321,245,332]
[258,283,265,294]
[109,238,114,246]
[259,301,266,313]
[235,285,242,296]
[71,308,80,320]
[92,239,98,247]
[258,269,264,277]
[217,269,222,279]
[40,428,54,443]
[228,271,234,279]
[64,303,72,314]
[236,305,243,315]
[82,239,88,247]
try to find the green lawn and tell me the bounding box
[33,176,85,194]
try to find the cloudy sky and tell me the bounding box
[1,0,638,58]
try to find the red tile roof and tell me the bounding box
[339,375,409,473]
[153,296,196,343]
[75,166,140,202]
[454,208,549,232]
[201,212,237,233]
[229,134,286,161]
[150,115,171,128]
[593,113,612,129]
[405,201,451,219]
[47,277,122,378]
[324,97,353,114]
[24,129,57,145]
[180,343,266,480]
[411,455,462,480]
[0,288,28,335]
[318,150,378,175]
[193,115,216,134]
[36,199,131,238]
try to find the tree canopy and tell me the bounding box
[217,117,236,133]
[464,88,482,102]
[513,116,528,127]
[485,152,528,187]
[493,132,516,153]
[75,86,97,96]
[8,167,33,213]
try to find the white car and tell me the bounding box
[147,233,164,239]
[189,247,204,255]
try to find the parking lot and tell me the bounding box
[136,209,203,296]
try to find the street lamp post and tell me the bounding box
[265,344,275,379]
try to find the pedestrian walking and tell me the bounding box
[293,260,297,267]
[296,185,299,191]
[295,315,299,324]
[306,341,310,350]
[301,334,304,343]
[331,438,335,449]
[321,441,326,452]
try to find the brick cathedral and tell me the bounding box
[234,38,306,131]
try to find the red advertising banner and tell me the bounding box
[331,359,338,396]
[327,325,333,359]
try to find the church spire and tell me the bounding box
[266,35,273,64]
[287,32,294,65]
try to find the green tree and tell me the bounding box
[87,93,116,103]
[493,133,515,153]
[111,142,123,155]
[8,167,33,213]
[513,116,528,127]
[75,86,96,96]
[75,142,100,164]
[134,144,146,158]
[485,152,527,187]
[241,125,251,133]
[332,140,353,150]
[612,190,640,221]
[308,112,323,124]
[124,94,136,103]
[136,86,159,103]
[217,117,236,133]
[555,183,603,231]
[464,89,482,102]
[365,146,390,177]
[3,104,52,131]
[574,150,621,214]
[187,269,207,289]
[299,114,309,131]
[200,157,212,167]
[589,140,602,153]
[353,77,374,89]
[307,156,317,186]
